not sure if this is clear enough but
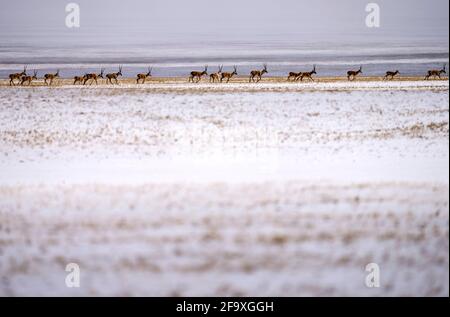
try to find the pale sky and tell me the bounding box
[0,0,448,40]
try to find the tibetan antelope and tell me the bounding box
[209,65,223,83]
[347,66,362,81]
[287,71,302,81]
[299,65,317,81]
[44,69,60,86]
[425,64,446,80]
[20,70,38,86]
[249,64,268,83]
[189,66,208,83]
[9,66,27,86]
[383,70,400,81]
[106,66,123,85]
[83,69,104,85]
[73,75,86,85]
[136,67,153,84]
[220,66,238,83]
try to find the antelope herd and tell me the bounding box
[383,70,400,81]
[424,64,446,80]
[5,64,448,86]
[20,70,38,86]
[8,66,27,86]
[209,65,222,83]
[249,64,268,82]
[81,68,104,85]
[347,66,363,81]
[106,66,123,85]
[189,66,208,83]
[221,66,238,83]
[43,69,60,86]
[136,67,152,84]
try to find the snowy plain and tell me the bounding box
[0,80,448,296]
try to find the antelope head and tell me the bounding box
[262,64,268,75]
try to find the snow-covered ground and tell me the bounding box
[0,81,448,296]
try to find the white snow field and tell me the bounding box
[0,80,448,296]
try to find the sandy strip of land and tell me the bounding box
[1,76,448,87]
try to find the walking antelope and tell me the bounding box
[287,71,302,81]
[347,66,362,81]
[9,66,27,86]
[44,69,60,86]
[299,65,317,81]
[136,67,153,84]
[249,64,268,82]
[209,65,223,83]
[220,66,238,83]
[73,75,86,85]
[383,70,400,81]
[189,66,208,83]
[425,64,446,80]
[83,69,104,85]
[20,70,38,86]
[106,66,123,85]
